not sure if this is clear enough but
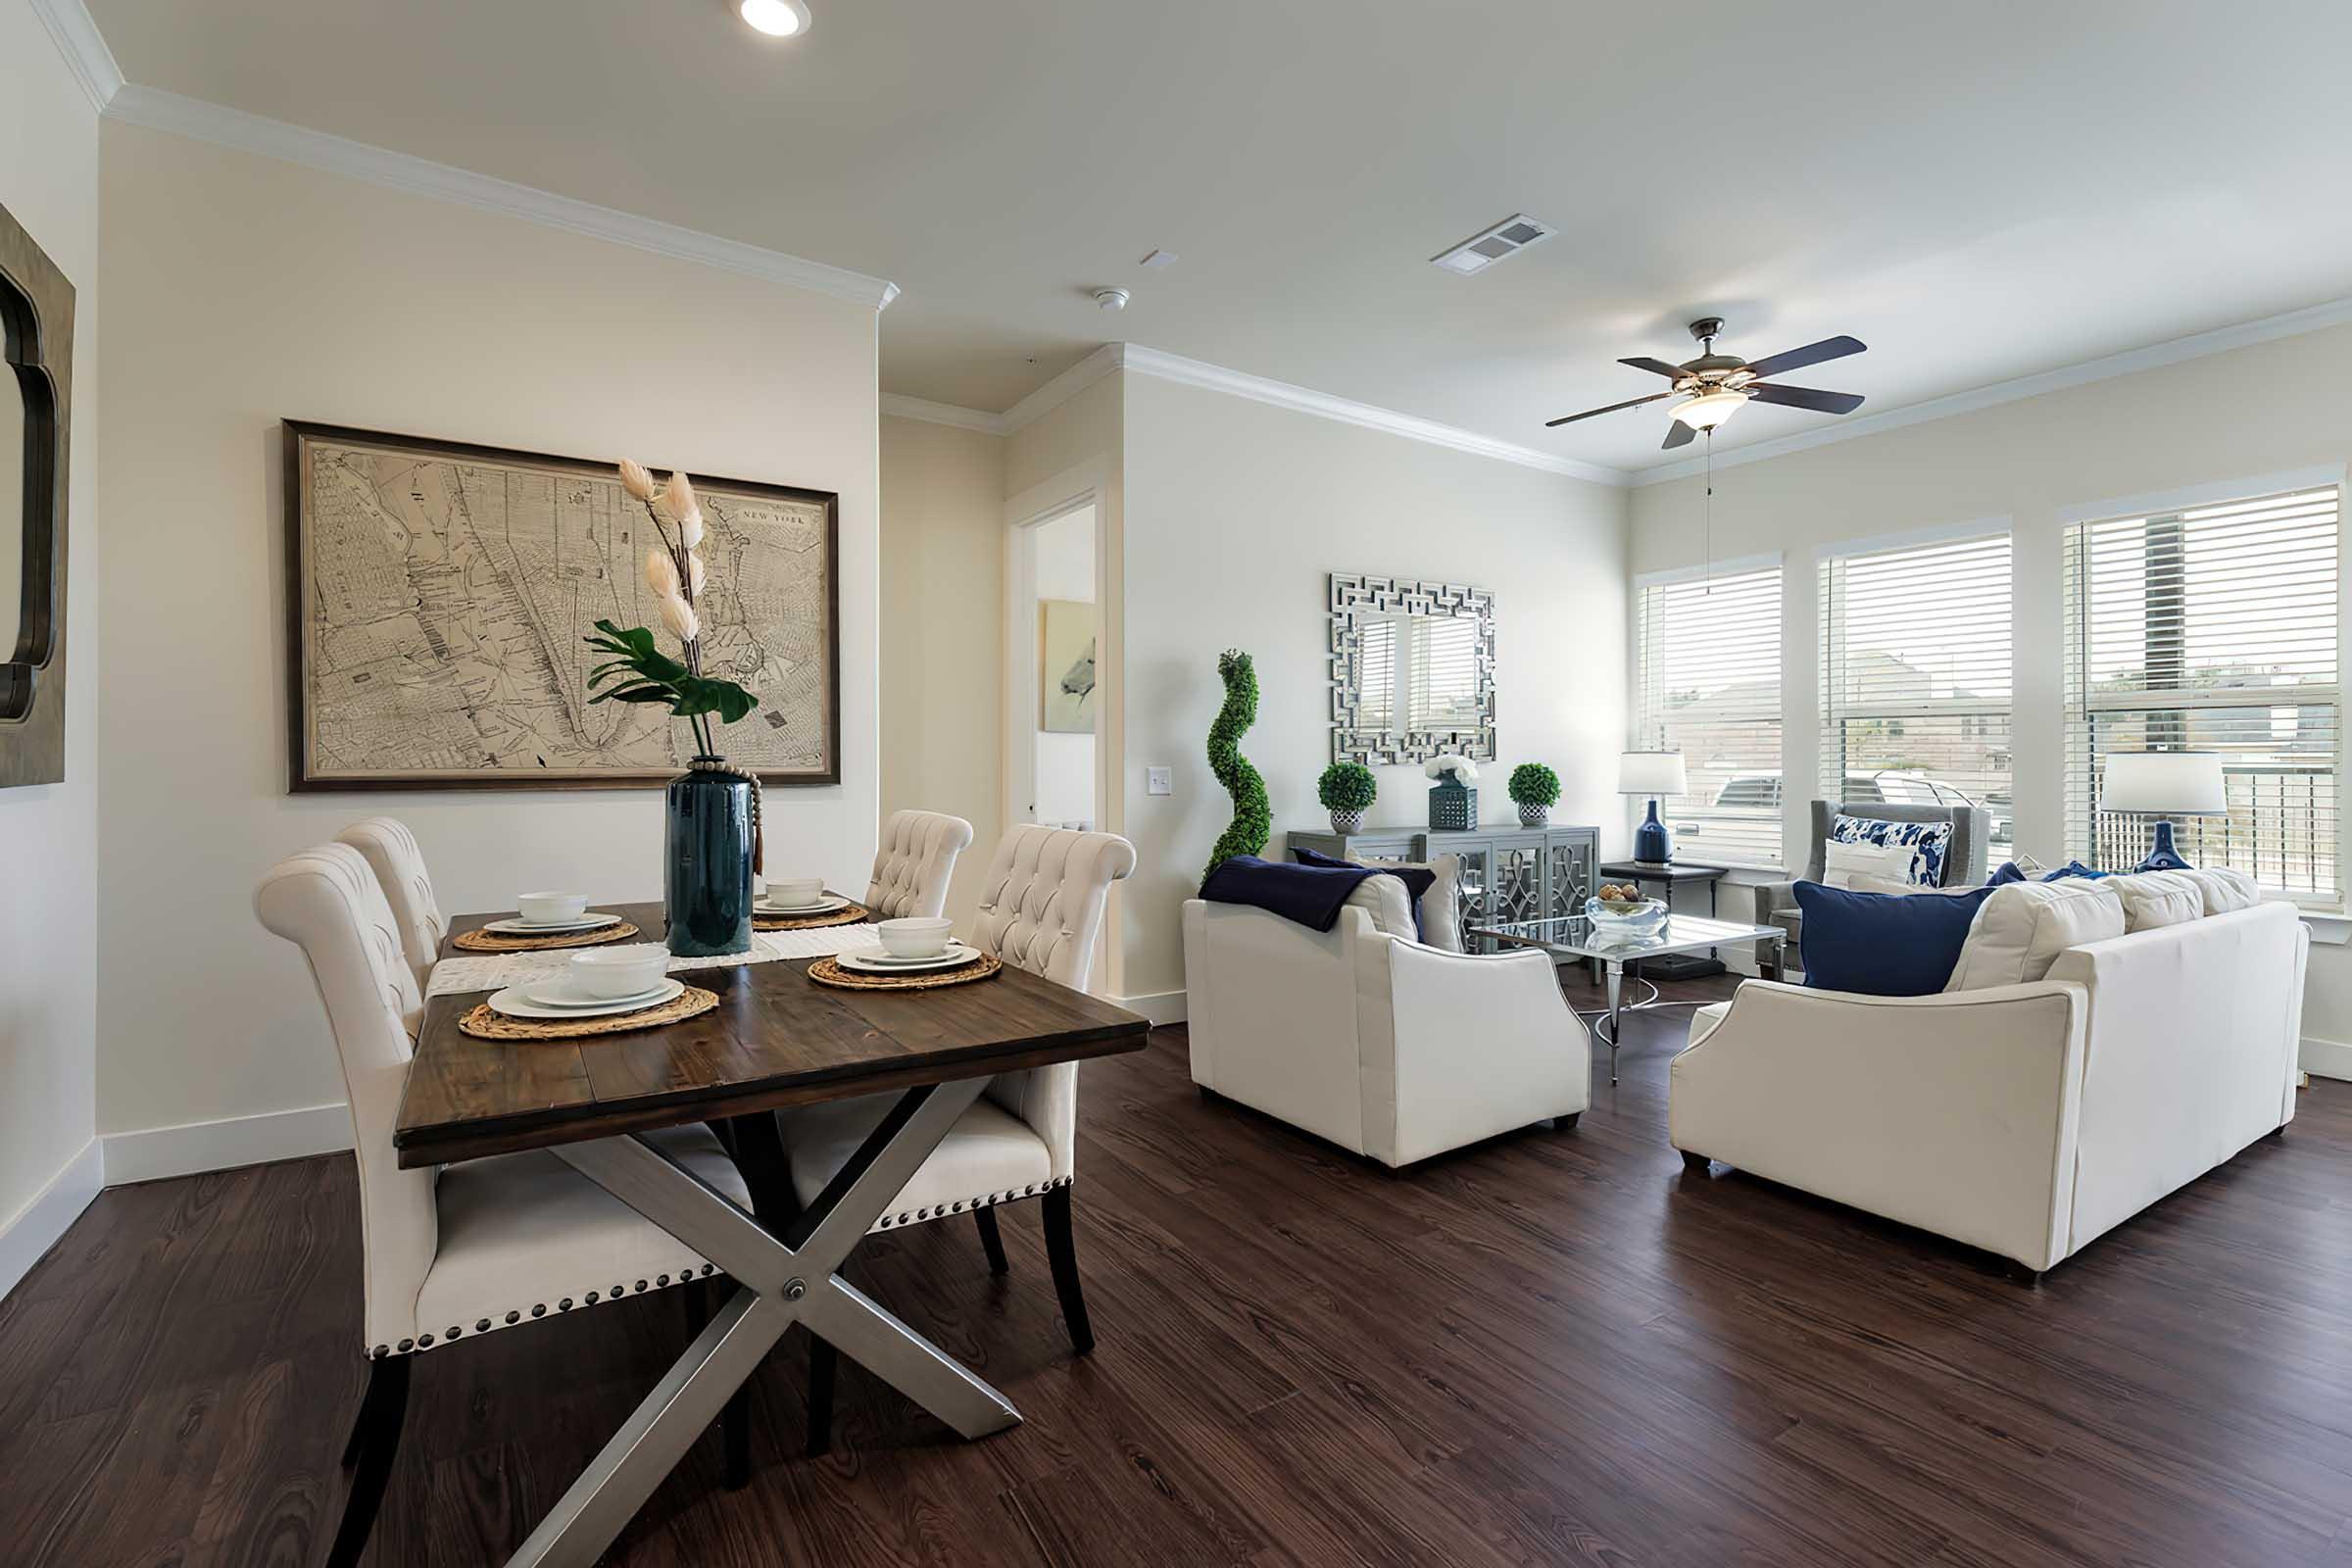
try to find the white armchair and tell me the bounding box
[1182,898,1590,1166]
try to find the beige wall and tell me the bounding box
[879,414,1004,929]
[1122,373,1630,1004]
[1629,321,2352,1064]
[95,122,883,1144]
[0,2,102,1266]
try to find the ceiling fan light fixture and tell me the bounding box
[1673,389,1748,430]
[738,0,811,36]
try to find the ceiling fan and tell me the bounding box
[1546,318,1868,449]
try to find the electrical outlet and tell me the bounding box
[1147,766,1173,797]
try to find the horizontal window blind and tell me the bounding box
[1636,564,1784,869]
[2063,484,2341,902]
[1355,617,1396,731]
[1407,615,1482,730]
[1820,532,2014,852]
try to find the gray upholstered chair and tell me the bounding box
[1753,800,1992,961]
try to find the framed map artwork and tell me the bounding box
[283,420,839,791]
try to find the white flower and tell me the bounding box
[1425,756,1479,783]
[680,512,705,551]
[686,552,706,597]
[658,592,700,646]
[617,459,656,502]
[663,469,699,517]
[644,548,679,598]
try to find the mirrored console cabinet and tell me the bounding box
[1285,824,1598,947]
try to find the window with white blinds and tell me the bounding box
[1635,563,1784,869]
[2063,483,2342,903]
[1406,615,1482,730]
[1355,617,1396,731]
[1819,531,2014,851]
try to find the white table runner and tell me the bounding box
[425,923,879,999]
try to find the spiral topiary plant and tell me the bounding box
[1203,649,1271,885]
[1507,762,1561,808]
[1317,761,1377,813]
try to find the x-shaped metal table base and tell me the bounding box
[502,1077,1015,1568]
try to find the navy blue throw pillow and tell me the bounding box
[1986,860,2028,887]
[1793,880,1997,996]
[2039,860,2109,881]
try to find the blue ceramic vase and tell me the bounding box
[664,758,754,957]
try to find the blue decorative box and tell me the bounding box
[1428,780,1477,831]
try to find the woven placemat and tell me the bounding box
[755,902,870,932]
[458,984,719,1041]
[806,953,1003,991]
[453,919,642,954]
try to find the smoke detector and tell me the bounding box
[1095,288,1131,312]
[1430,214,1556,276]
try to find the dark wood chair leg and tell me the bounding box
[682,1280,754,1490]
[1043,1184,1094,1355]
[328,1355,410,1568]
[806,1333,837,1457]
[1556,1112,1581,1132]
[1679,1150,1710,1173]
[974,1206,1009,1274]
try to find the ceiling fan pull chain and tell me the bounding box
[1703,431,1714,594]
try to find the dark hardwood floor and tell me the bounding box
[7,971,2352,1566]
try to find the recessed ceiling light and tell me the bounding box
[738,0,811,37]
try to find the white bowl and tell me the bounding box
[566,946,671,1001]
[517,890,589,926]
[877,916,954,960]
[767,876,825,908]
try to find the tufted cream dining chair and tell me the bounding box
[782,824,1136,1453]
[258,843,756,1566]
[863,808,975,919]
[336,816,446,993]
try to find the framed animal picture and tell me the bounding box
[1038,598,1097,734]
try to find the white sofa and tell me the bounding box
[1181,898,1590,1166]
[1669,901,2307,1275]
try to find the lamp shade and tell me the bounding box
[2100,751,2227,815]
[1618,750,1688,797]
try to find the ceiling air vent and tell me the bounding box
[1430,214,1556,275]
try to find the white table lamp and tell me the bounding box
[1620,751,1688,863]
[2100,751,2227,871]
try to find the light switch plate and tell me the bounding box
[1147,766,1173,796]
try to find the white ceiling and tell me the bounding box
[79,0,2352,472]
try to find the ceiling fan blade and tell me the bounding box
[1544,392,1670,428]
[1748,382,1866,416]
[1618,356,1689,380]
[1740,335,1866,380]
[1661,420,1697,450]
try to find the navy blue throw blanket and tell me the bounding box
[1200,854,1432,934]
[1291,846,1437,906]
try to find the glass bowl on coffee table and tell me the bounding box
[1467,911,1787,1085]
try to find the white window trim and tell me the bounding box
[1814,515,2013,562]
[1633,551,1783,591]
[2055,465,2347,527]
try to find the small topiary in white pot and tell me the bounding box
[1318,760,1377,835]
[1508,762,1561,828]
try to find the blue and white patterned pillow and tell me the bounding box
[1830,813,1955,887]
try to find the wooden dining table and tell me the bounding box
[394,900,1150,1568]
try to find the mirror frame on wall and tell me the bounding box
[1327,572,1496,765]
[0,196,73,789]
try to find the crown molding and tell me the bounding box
[1632,294,2352,487]
[1116,345,1628,486]
[1001,345,1126,435]
[100,83,902,311]
[880,394,1004,434]
[28,0,123,113]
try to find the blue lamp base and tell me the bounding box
[1633,799,1674,864]
[2134,819,2192,873]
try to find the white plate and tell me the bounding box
[758,894,848,916]
[521,979,674,1010]
[834,942,983,975]
[488,977,685,1020]
[481,911,624,935]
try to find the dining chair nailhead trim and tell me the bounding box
[361,1261,724,1359]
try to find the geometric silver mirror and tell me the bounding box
[0,194,72,788]
[1328,573,1495,764]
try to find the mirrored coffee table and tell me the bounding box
[1467,913,1787,1084]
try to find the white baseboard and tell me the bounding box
[0,1139,104,1300]
[2301,1037,2352,1083]
[1117,989,1188,1026]
[101,1102,352,1186]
